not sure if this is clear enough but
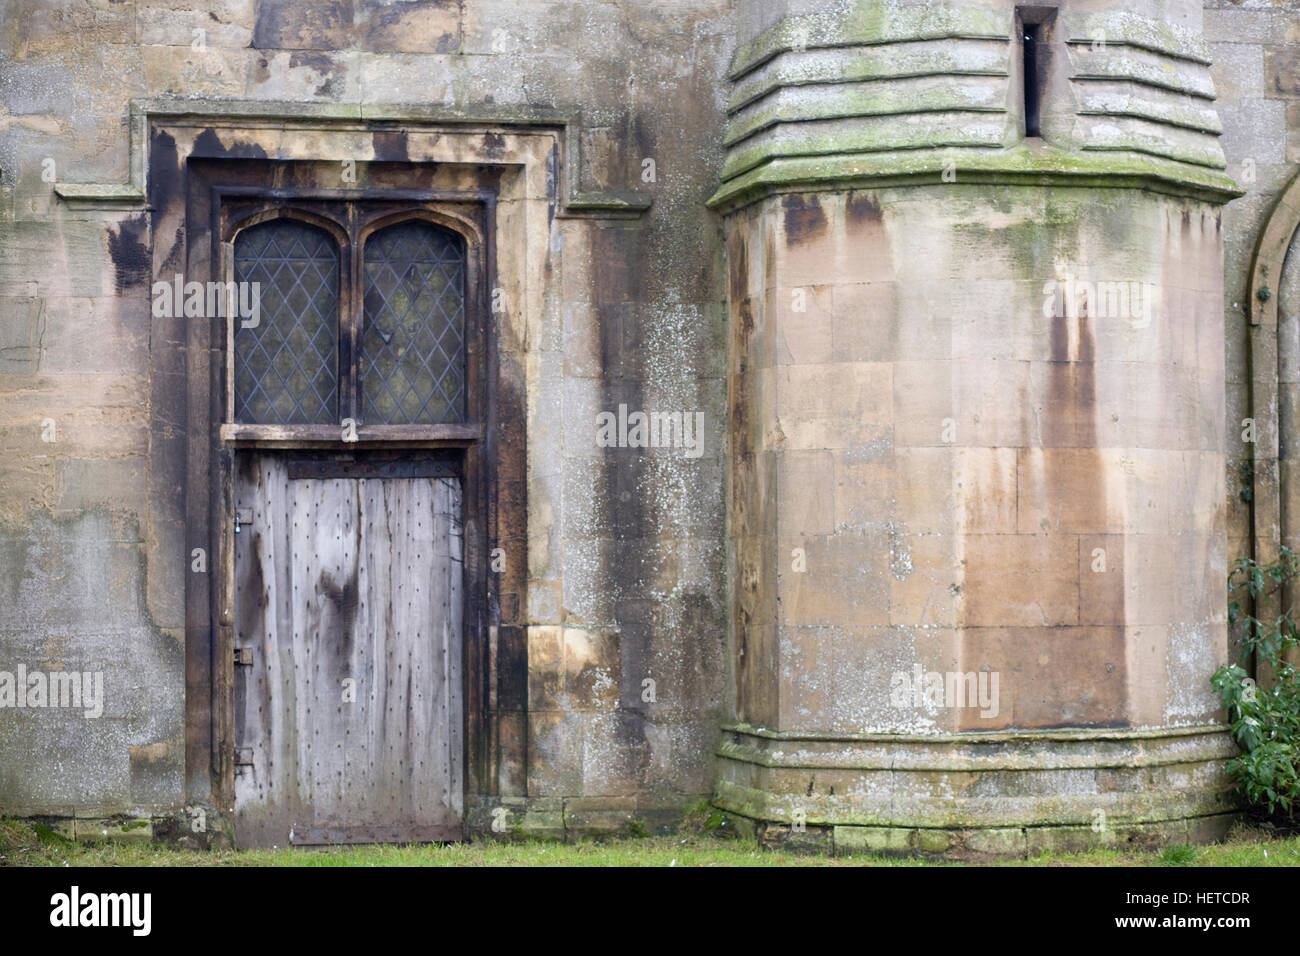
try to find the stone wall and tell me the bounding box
[714,0,1244,849]
[1205,0,1300,575]
[0,0,734,838]
[0,0,1298,851]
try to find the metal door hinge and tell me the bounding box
[234,508,253,534]
[234,747,254,767]
[234,646,254,666]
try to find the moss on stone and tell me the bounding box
[726,40,1010,114]
[721,117,1007,182]
[709,144,1243,212]
[729,2,1011,81]
[724,80,1005,149]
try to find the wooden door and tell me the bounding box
[232,453,464,847]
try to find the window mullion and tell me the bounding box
[343,206,362,425]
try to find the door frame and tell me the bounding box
[148,114,559,841]
[194,169,501,836]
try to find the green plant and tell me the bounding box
[681,799,728,834]
[1158,844,1200,866]
[1211,548,1300,818]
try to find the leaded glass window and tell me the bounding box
[361,221,467,424]
[233,219,340,425]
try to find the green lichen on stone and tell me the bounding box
[709,144,1243,212]
[1077,97,1222,137]
[727,39,1011,113]
[1067,11,1213,65]
[1082,134,1226,171]
[721,116,1007,182]
[1078,54,1215,100]
[729,2,1012,80]
[724,79,1005,148]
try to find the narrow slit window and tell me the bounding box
[1023,21,1042,137]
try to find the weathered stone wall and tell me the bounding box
[714,0,1246,851]
[1203,0,1300,575]
[1,0,1299,852]
[0,0,734,836]
[731,184,1228,735]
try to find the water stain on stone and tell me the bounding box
[373,130,409,162]
[287,52,337,96]
[846,191,882,227]
[591,224,651,754]
[728,231,748,303]
[193,128,269,159]
[148,129,181,209]
[782,194,827,244]
[106,215,150,292]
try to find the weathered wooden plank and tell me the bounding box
[234,453,463,847]
[219,423,483,444]
[287,458,459,480]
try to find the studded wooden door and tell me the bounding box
[232,453,464,847]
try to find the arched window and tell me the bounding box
[232,219,340,425]
[361,221,467,424]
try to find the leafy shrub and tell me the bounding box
[1211,548,1300,817]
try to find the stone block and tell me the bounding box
[562,627,621,710]
[253,0,354,50]
[955,447,1018,534]
[830,280,902,363]
[834,824,911,855]
[772,284,834,366]
[962,533,1079,627]
[892,446,953,534]
[774,361,892,450]
[957,626,1127,728]
[1265,48,1300,97]
[526,710,584,796]
[778,529,891,628]
[963,826,1027,858]
[359,0,462,54]
[777,449,836,537]
[527,625,563,711]
[892,359,953,447]
[912,827,953,853]
[760,821,832,854]
[890,533,960,627]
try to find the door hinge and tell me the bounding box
[234,508,253,534]
[234,747,254,767]
[234,646,254,666]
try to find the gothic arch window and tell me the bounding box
[224,207,478,435]
[361,221,467,424]
[232,218,341,425]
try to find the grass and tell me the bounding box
[2,817,1299,867]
